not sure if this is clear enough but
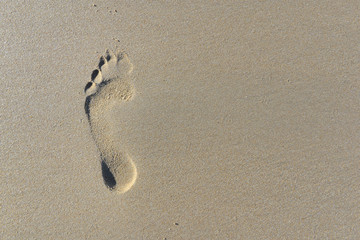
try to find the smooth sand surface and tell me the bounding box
[1,1,359,239]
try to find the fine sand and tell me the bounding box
[1,1,360,239]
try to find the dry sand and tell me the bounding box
[1,1,360,239]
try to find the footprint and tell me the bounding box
[84,49,137,193]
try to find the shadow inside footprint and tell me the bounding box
[84,96,91,118]
[101,160,117,189]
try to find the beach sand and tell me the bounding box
[1,1,359,239]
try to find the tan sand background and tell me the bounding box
[1,1,359,239]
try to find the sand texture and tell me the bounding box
[1,1,360,239]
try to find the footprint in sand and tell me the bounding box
[84,49,136,193]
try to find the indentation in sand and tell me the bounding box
[84,49,136,193]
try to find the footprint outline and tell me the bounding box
[84,49,137,194]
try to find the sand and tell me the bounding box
[1,1,359,239]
